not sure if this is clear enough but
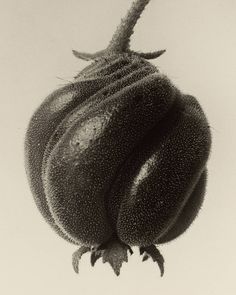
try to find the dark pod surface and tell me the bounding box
[107,95,211,246]
[25,80,104,244]
[25,54,156,244]
[158,168,207,244]
[44,63,180,245]
[25,0,212,276]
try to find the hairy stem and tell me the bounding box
[107,0,151,53]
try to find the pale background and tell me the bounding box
[1,0,236,294]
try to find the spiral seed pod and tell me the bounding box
[25,0,211,276]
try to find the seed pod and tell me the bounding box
[25,0,211,276]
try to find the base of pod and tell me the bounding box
[72,237,164,276]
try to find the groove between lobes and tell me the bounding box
[43,55,178,245]
[26,54,157,245]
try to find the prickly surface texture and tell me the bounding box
[25,0,212,276]
[25,54,211,247]
[108,94,211,246]
[43,55,180,246]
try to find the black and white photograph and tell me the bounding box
[1,0,236,294]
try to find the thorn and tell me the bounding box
[127,245,133,255]
[131,49,166,60]
[101,240,129,276]
[72,50,93,61]
[90,251,102,267]
[72,246,90,274]
[139,247,145,255]
[72,49,108,61]
[139,245,165,276]
[142,253,149,262]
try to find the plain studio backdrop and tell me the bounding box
[1,0,236,294]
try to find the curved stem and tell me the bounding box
[107,0,151,53]
[72,0,166,61]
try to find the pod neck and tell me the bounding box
[72,0,165,62]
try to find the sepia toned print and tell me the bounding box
[25,0,211,277]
